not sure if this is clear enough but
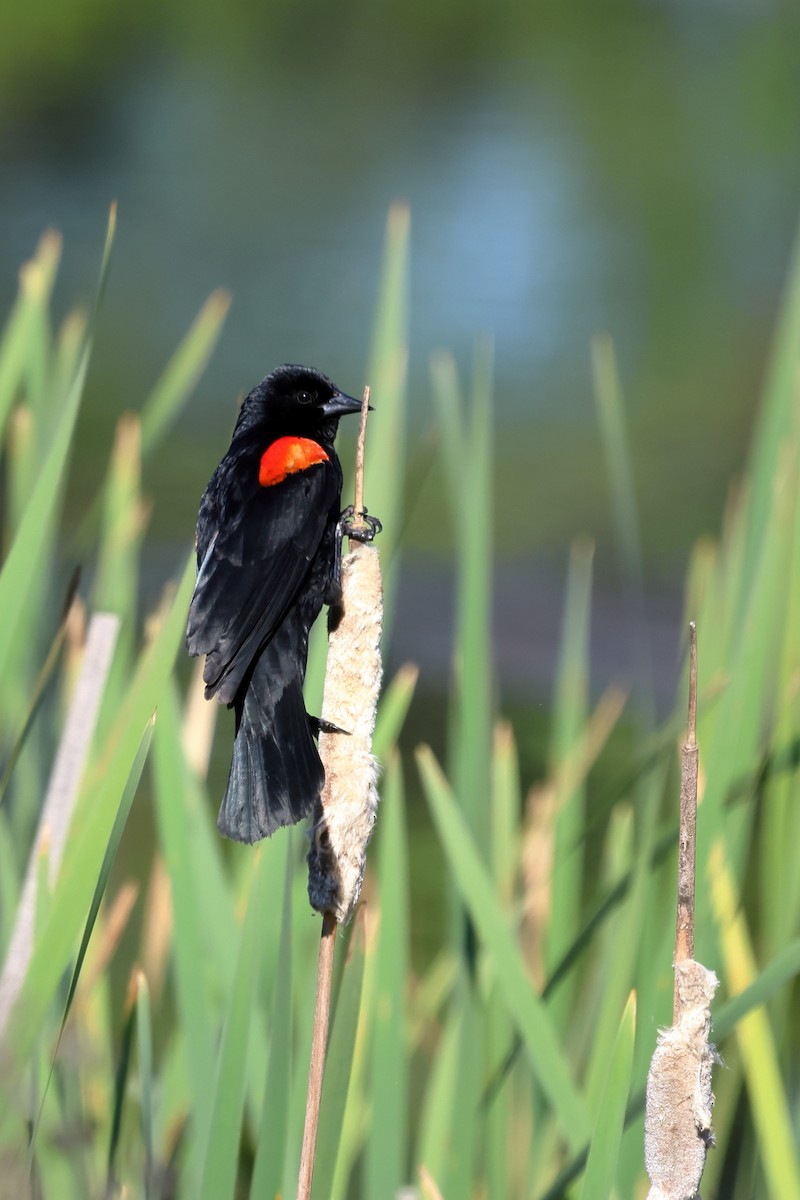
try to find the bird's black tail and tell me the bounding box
[217,625,323,843]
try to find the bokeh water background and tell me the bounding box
[2,2,800,700]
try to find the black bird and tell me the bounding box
[186,364,364,843]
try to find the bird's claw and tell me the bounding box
[337,505,383,544]
[310,716,351,738]
[328,506,383,610]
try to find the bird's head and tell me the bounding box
[241,364,364,441]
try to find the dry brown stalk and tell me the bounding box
[297,911,338,1199]
[674,621,699,1008]
[645,622,719,1200]
[298,383,384,1200]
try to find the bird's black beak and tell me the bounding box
[322,390,374,417]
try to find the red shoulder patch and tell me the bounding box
[259,436,329,487]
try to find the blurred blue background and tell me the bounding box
[3,0,800,699]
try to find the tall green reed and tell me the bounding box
[0,204,798,1200]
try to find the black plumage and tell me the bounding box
[186,364,362,842]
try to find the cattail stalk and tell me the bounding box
[645,623,718,1200]
[298,385,384,1200]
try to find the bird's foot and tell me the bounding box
[338,504,383,544]
[327,506,383,607]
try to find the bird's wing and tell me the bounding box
[186,456,338,702]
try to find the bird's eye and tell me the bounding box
[297,390,314,405]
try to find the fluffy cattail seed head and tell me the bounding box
[307,541,383,923]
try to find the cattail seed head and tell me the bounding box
[307,542,383,923]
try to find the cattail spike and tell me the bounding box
[307,541,383,922]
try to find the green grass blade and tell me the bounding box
[546,538,593,1017]
[429,351,465,515]
[430,346,493,847]
[0,232,61,436]
[51,311,87,413]
[0,554,195,1077]
[106,985,136,1194]
[409,952,457,1050]
[0,571,78,808]
[71,286,230,559]
[485,723,521,1198]
[711,843,800,1198]
[714,936,800,1040]
[91,202,118,324]
[490,721,521,909]
[139,289,231,459]
[695,451,795,927]
[364,754,409,1198]
[176,685,241,989]
[65,716,154,1022]
[486,720,524,1193]
[416,986,480,1200]
[136,972,155,1200]
[455,346,494,845]
[448,984,482,1200]
[591,334,654,724]
[740,220,800,598]
[759,461,800,962]
[362,202,410,626]
[0,341,89,682]
[27,205,111,436]
[33,836,51,940]
[416,1002,460,1194]
[0,815,20,949]
[198,852,266,1200]
[7,403,37,530]
[582,783,656,1112]
[579,991,636,1199]
[372,663,418,760]
[591,335,643,596]
[151,680,217,1175]
[416,746,590,1150]
[94,414,146,625]
[250,837,294,1200]
[29,713,155,1148]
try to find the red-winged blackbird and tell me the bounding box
[186,364,364,843]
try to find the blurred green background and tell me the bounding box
[4,0,800,706]
[3,6,800,1197]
